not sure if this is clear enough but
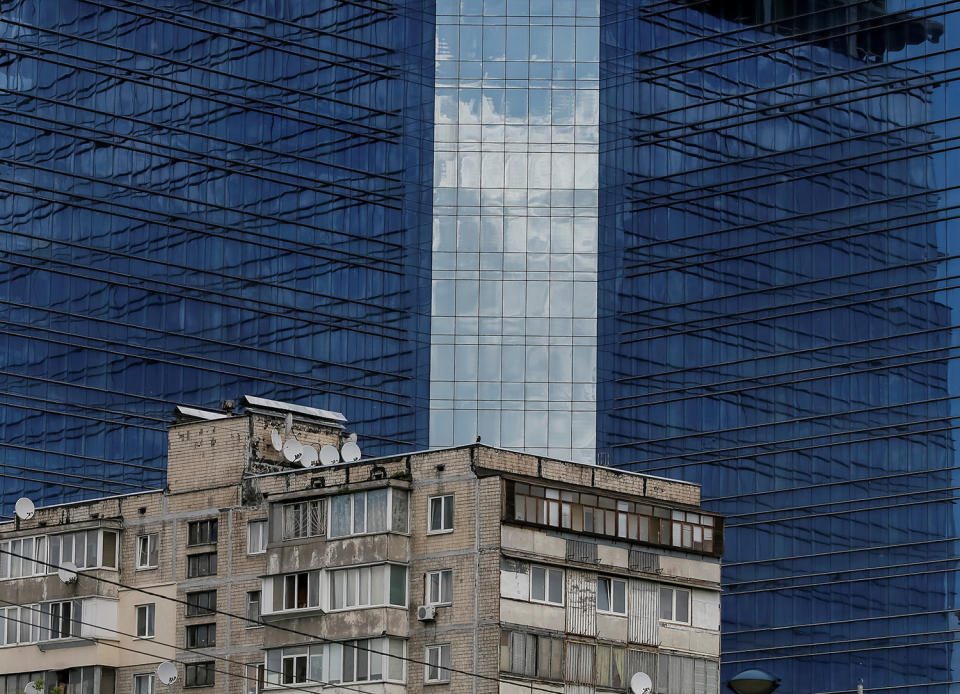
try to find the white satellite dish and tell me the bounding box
[629,671,653,694]
[340,440,361,463]
[282,438,303,463]
[319,445,340,465]
[14,497,35,520]
[270,428,283,452]
[284,412,293,435]
[300,445,318,467]
[58,561,78,584]
[23,681,40,694]
[156,662,178,685]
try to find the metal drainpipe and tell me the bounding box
[472,445,480,694]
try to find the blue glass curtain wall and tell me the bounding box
[0,0,435,509]
[599,0,959,691]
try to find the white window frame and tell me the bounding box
[329,563,407,611]
[134,673,156,694]
[427,495,454,534]
[42,599,79,641]
[425,569,453,606]
[328,489,392,539]
[247,520,268,554]
[659,585,691,625]
[136,603,155,638]
[529,565,564,606]
[596,576,627,616]
[244,663,264,694]
[281,571,321,611]
[0,536,47,580]
[136,534,158,569]
[424,644,452,683]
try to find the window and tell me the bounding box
[136,534,158,569]
[427,495,454,533]
[565,642,595,685]
[425,644,451,683]
[281,571,321,611]
[46,530,118,571]
[530,565,563,605]
[329,488,389,538]
[246,591,261,626]
[499,631,563,681]
[426,569,453,605]
[186,590,217,616]
[41,599,81,640]
[510,481,720,556]
[330,564,407,610]
[0,604,41,645]
[136,604,155,638]
[264,639,405,688]
[282,501,324,540]
[187,552,217,578]
[597,577,627,615]
[247,521,267,554]
[595,644,627,689]
[659,586,691,624]
[186,623,217,648]
[134,674,155,694]
[185,662,215,687]
[187,520,218,547]
[244,664,264,694]
[0,536,46,579]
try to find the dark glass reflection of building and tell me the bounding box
[599,1,957,692]
[0,1,434,506]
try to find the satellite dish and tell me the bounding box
[270,428,283,452]
[319,445,340,465]
[58,561,78,584]
[282,438,303,463]
[300,445,318,467]
[156,662,178,685]
[23,681,40,694]
[629,672,653,694]
[284,412,293,435]
[14,497,35,520]
[347,432,358,443]
[340,440,361,463]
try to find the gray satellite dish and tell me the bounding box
[282,438,303,463]
[270,428,283,452]
[340,440,361,463]
[284,412,293,435]
[319,445,340,465]
[14,497,35,520]
[629,671,653,694]
[156,662,178,685]
[23,681,40,694]
[58,560,78,584]
[300,445,318,467]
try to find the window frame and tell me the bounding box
[186,590,217,617]
[596,576,627,616]
[247,520,268,555]
[329,563,407,611]
[42,599,80,641]
[328,488,392,539]
[134,674,156,694]
[136,534,159,570]
[136,603,156,638]
[659,585,692,625]
[529,565,564,606]
[427,495,454,534]
[185,622,217,649]
[185,662,216,688]
[425,569,453,606]
[187,519,219,547]
[424,643,452,683]
[186,551,218,578]
[246,590,262,628]
[244,663,264,694]
[281,571,321,611]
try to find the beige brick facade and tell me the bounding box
[0,398,722,694]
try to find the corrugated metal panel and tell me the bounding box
[628,578,659,645]
[565,642,596,685]
[629,549,659,573]
[656,654,719,694]
[566,569,596,636]
[566,539,598,564]
[626,650,657,690]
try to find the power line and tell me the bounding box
[0,546,562,694]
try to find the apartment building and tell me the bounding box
[0,397,722,694]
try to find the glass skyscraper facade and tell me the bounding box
[1,0,958,691]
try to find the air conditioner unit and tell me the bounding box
[417,605,437,621]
